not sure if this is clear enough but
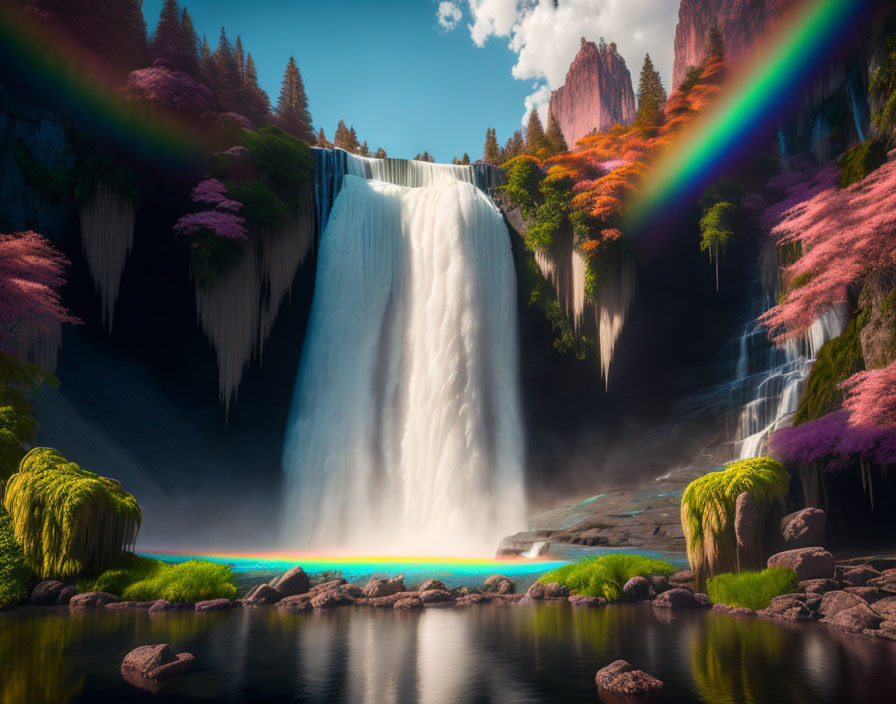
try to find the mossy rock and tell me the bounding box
[793,314,866,425]
[837,139,887,189]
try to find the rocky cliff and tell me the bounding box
[549,38,636,149]
[672,0,799,89]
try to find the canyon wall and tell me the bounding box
[549,38,635,149]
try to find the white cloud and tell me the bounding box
[437,2,463,31]
[442,0,679,124]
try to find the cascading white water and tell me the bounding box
[282,172,525,555]
[733,299,848,459]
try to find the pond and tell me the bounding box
[2,602,895,703]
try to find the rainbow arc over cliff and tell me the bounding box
[629,0,869,233]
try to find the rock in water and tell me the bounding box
[30,580,76,605]
[824,602,883,634]
[272,566,310,597]
[596,660,663,701]
[245,585,281,606]
[482,575,515,594]
[121,644,196,692]
[418,578,447,593]
[778,508,826,550]
[362,574,406,598]
[393,596,424,611]
[69,592,120,610]
[767,547,834,581]
[652,588,703,610]
[622,576,651,602]
[195,599,234,612]
[842,565,880,587]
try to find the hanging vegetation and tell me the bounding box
[681,458,789,587]
[0,505,30,608]
[3,448,141,579]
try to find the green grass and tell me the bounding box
[0,506,30,608]
[78,553,237,602]
[538,553,674,601]
[706,568,798,611]
[837,139,887,188]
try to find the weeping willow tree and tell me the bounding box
[3,448,141,579]
[681,457,789,587]
[0,351,56,482]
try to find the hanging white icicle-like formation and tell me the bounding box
[282,175,525,555]
[78,182,136,330]
[595,253,637,385]
[195,195,314,412]
[533,225,587,334]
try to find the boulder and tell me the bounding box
[362,574,406,598]
[455,593,492,606]
[595,660,663,700]
[195,599,233,612]
[271,566,310,598]
[647,574,669,595]
[823,602,883,634]
[778,508,826,550]
[148,599,194,614]
[878,621,896,640]
[758,596,812,622]
[393,596,424,611]
[419,589,452,604]
[694,593,712,607]
[276,595,312,613]
[106,601,155,610]
[819,590,865,618]
[482,574,515,595]
[872,596,896,620]
[244,585,281,606]
[622,576,651,602]
[728,607,756,618]
[734,491,762,570]
[712,603,730,614]
[30,580,76,605]
[843,587,882,604]
[569,595,607,607]
[668,570,695,590]
[799,578,840,594]
[360,591,420,608]
[310,588,351,609]
[310,578,347,593]
[69,592,120,610]
[526,581,569,600]
[842,566,880,587]
[767,548,834,581]
[418,578,447,593]
[121,644,196,691]
[652,588,702,610]
[340,583,363,599]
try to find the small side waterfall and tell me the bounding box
[732,298,848,459]
[282,163,525,555]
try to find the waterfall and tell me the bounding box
[845,74,867,144]
[281,171,525,555]
[79,182,136,330]
[732,299,848,459]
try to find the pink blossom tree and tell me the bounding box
[174,178,246,241]
[841,361,896,428]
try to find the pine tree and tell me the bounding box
[149,0,192,73]
[545,110,568,155]
[180,8,199,75]
[460,153,470,165]
[245,53,258,85]
[705,24,725,62]
[359,141,370,157]
[333,120,353,151]
[635,54,667,127]
[233,36,245,80]
[374,147,387,159]
[414,151,434,162]
[525,109,548,155]
[275,57,315,142]
[699,201,735,291]
[316,128,334,148]
[483,127,500,165]
[509,130,525,159]
[212,27,241,112]
[348,126,361,153]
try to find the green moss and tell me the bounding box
[191,234,245,289]
[681,458,789,587]
[70,132,138,206]
[78,553,237,602]
[500,157,542,219]
[837,139,887,188]
[240,126,312,214]
[524,173,574,252]
[793,314,866,425]
[11,141,70,200]
[226,181,289,232]
[706,568,799,610]
[3,448,141,579]
[0,506,30,608]
[538,553,674,601]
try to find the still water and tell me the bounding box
[2,602,895,703]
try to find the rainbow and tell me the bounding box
[0,5,207,168]
[629,0,869,233]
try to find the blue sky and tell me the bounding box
[142,0,532,161]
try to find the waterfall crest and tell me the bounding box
[282,174,525,555]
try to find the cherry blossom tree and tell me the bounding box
[841,362,896,428]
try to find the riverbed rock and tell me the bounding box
[758,595,812,622]
[310,588,351,609]
[569,595,607,607]
[30,580,76,605]
[735,491,762,570]
[778,508,826,550]
[271,566,310,598]
[419,589,452,604]
[418,579,447,593]
[245,585,281,606]
[799,578,840,594]
[394,596,424,611]
[823,602,883,634]
[652,588,702,610]
[482,575,516,594]
[623,576,651,602]
[148,599,194,614]
[195,598,234,612]
[877,621,896,640]
[872,596,896,619]
[362,574,406,598]
[819,590,866,618]
[69,591,120,610]
[842,566,880,587]
[843,587,882,604]
[595,659,663,701]
[525,582,568,600]
[121,644,196,691]
[310,578,346,593]
[767,547,834,581]
[729,607,756,618]
[668,570,695,590]
[456,593,492,606]
[106,601,156,610]
[647,574,669,595]
[276,595,312,613]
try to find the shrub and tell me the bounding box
[0,506,30,608]
[241,126,313,213]
[121,559,237,602]
[3,448,141,579]
[76,551,159,596]
[681,458,789,586]
[838,139,887,188]
[500,156,543,219]
[706,568,798,610]
[538,553,674,601]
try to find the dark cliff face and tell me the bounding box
[549,38,636,149]
[672,0,798,90]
